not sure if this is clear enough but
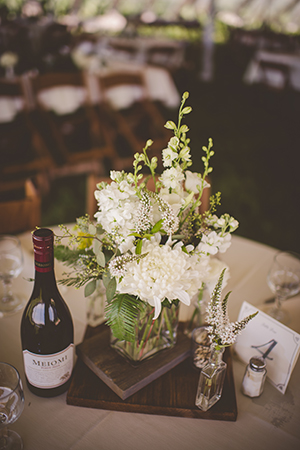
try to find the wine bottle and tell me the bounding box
[21,228,74,397]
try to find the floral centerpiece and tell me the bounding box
[55,92,239,361]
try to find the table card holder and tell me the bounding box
[234,301,300,394]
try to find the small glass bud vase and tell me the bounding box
[195,346,227,411]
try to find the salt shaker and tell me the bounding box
[242,356,267,398]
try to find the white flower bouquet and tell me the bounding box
[55,92,239,360]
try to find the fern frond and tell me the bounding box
[105,294,145,342]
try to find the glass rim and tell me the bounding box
[274,250,300,260]
[0,362,22,396]
[0,235,22,252]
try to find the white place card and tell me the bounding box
[234,301,300,394]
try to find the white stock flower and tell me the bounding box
[94,180,139,243]
[160,166,184,191]
[116,236,203,319]
[162,147,178,167]
[197,231,232,256]
[179,146,191,163]
[185,170,210,194]
[159,190,185,216]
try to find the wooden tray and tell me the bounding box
[76,325,191,400]
[67,324,237,421]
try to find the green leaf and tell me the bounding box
[106,277,117,302]
[96,251,106,267]
[181,191,194,210]
[102,271,111,288]
[151,219,163,234]
[135,239,143,255]
[172,234,185,240]
[96,224,104,235]
[84,279,96,297]
[129,232,142,238]
[93,238,102,255]
[54,245,83,266]
[88,224,96,235]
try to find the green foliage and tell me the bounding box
[105,277,117,302]
[105,294,145,342]
[54,244,86,266]
[84,279,96,297]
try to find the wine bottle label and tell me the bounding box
[34,260,52,273]
[23,344,74,389]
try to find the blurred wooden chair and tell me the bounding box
[0,179,41,234]
[0,76,55,186]
[30,71,116,174]
[258,59,290,91]
[96,69,172,170]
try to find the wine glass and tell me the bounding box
[0,363,24,450]
[0,236,24,315]
[266,251,300,324]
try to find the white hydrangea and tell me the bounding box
[116,235,207,319]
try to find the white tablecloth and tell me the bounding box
[0,230,299,450]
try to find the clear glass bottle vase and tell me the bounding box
[195,346,227,411]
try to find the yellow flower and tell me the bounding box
[75,229,93,250]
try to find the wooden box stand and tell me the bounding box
[67,324,237,421]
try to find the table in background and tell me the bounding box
[0,229,299,450]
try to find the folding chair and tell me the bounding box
[30,71,116,174]
[0,76,55,185]
[96,68,172,170]
[0,178,41,234]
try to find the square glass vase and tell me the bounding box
[110,301,180,362]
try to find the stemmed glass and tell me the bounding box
[0,363,24,450]
[0,236,24,315]
[266,251,300,324]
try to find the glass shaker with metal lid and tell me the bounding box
[242,356,267,398]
